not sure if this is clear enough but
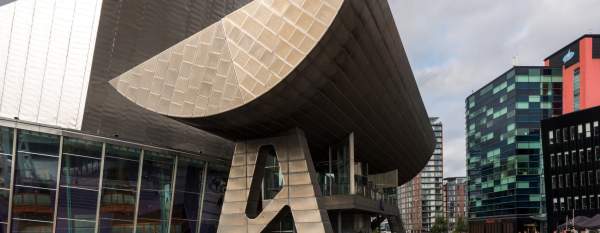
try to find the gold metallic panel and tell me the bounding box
[217,129,333,233]
[110,0,343,118]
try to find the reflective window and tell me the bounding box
[170,157,204,233]
[99,144,140,232]
[55,219,95,233]
[137,151,174,232]
[0,128,13,190]
[0,189,8,223]
[262,146,283,200]
[0,128,12,226]
[11,186,56,221]
[56,137,103,232]
[200,164,228,233]
[11,219,52,233]
[12,130,59,227]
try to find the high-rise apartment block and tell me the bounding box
[466,66,562,233]
[399,117,444,233]
[443,177,467,232]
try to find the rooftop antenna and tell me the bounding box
[512,55,519,66]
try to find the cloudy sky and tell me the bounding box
[388,0,600,177]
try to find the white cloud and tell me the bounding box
[389,0,600,177]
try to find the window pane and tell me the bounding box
[201,164,228,233]
[0,127,11,155]
[138,190,172,221]
[138,152,173,223]
[175,158,204,194]
[17,130,59,156]
[11,219,52,233]
[60,155,101,189]
[14,153,59,189]
[171,192,200,221]
[11,186,56,221]
[57,187,98,221]
[102,157,139,191]
[136,219,169,233]
[0,223,5,233]
[170,220,197,233]
[140,152,173,191]
[106,145,140,161]
[0,189,8,222]
[98,219,134,233]
[0,155,12,188]
[62,137,102,158]
[99,189,136,221]
[55,219,96,233]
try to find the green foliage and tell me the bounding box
[453,216,468,233]
[431,216,449,233]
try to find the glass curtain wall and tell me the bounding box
[56,137,103,233]
[0,125,226,233]
[136,151,174,233]
[0,128,12,233]
[12,130,60,233]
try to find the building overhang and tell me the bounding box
[109,0,434,183]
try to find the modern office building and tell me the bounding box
[399,117,444,233]
[544,34,600,114]
[0,0,435,233]
[541,104,600,231]
[443,177,467,232]
[465,66,562,233]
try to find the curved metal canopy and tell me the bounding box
[110,0,434,183]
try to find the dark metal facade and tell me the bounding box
[541,105,600,231]
[82,0,252,158]
[173,0,434,181]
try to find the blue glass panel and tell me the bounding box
[0,189,8,222]
[102,157,138,191]
[62,137,102,158]
[0,155,12,189]
[106,145,140,160]
[175,158,203,194]
[14,153,58,189]
[137,190,172,221]
[60,154,101,189]
[55,219,95,233]
[17,130,59,156]
[11,186,56,221]
[99,189,136,221]
[0,128,12,155]
[140,152,173,191]
[0,223,5,233]
[171,192,200,221]
[57,187,98,221]
[170,220,197,233]
[11,219,52,233]
[98,219,134,233]
[136,219,169,233]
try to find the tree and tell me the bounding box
[431,216,449,233]
[453,216,468,233]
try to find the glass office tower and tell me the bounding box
[0,119,228,233]
[465,66,562,233]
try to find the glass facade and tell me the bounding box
[466,67,562,225]
[0,125,227,233]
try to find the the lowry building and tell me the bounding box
[466,66,562,233]
[399,117,444,233]
[0,0,434,233]
[541,34,600,231]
